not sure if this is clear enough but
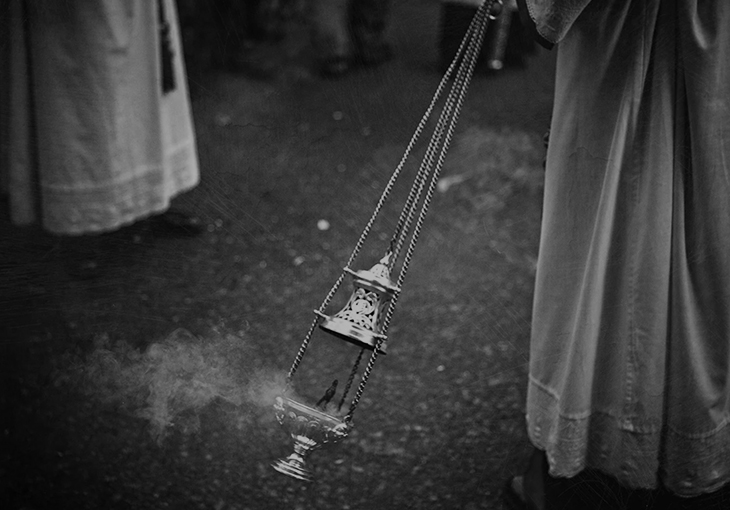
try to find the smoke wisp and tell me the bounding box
[53,327,288,442]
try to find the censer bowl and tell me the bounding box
[272,396,352,482]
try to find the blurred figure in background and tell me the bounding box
[0,0,201,277]
[311,0,392,78]
[438,0,535,74]
[176,0,284,79]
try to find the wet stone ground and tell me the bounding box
[1,1,557,509]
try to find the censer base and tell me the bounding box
[272,453,313,482]
[273,396,352,481]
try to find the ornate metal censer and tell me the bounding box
[272,0,503,482]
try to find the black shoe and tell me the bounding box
[149,210,204,237]
[503,476,540,510]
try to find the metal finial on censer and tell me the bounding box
[272,0,502,481]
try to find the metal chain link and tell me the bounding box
[285,316,319,383]
[345,1,493,419]
[344,336,385,422]
[338,348,365,411]
[390,79,457,265]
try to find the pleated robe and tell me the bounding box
[0,0,199,235]
[523,0,730,496]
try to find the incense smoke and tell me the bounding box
[53,327,288,442]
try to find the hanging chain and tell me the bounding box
[391,0,491,295]
[395,4,490,292]
[286,2,496,384]
[387,0,498,266]
[344,337,382,422]
[389,69,460,265]
[338,348,365,411]
[345,1,494,419]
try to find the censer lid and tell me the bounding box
[346,254,400,295]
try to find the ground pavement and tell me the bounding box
[1,1,557,508]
